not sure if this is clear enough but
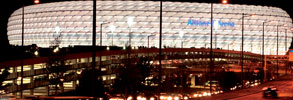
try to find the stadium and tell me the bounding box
[7,0,293,55]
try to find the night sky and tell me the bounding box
[0,0,291,48]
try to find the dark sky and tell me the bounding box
[0,0,291,48]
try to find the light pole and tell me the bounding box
[128,17,134,47]
[126,17,133,99]
[20,2,24,98]
[100,23,110,47]
[262,21,266,82]
[285,29,288,75]
[92,0,97,97]
[262,21,270,82]
[109,25,116,46]
[148,35,155,49]
[20,0,40,98]
[100,22,111,70]
[54,26,62,45]
[285,29,287,52]
[275,24,286,77]
[147,35,155,58]
[241,13,253,88]
[179,31,184,48]
[250,43,253,52]
[209,1,214,94]
[159,0,163,99]
[277,25,279,78]
[209,0,228,94]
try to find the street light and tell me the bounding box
[100,22,111,47]
[285,29,288,52]
[92,0,97,97]
[222,0,228,4]
[209,0,228,94]
[20,0,40,97]
[277,25,279,78]
[148,35,155,49]
[20,2,24,98]
[241,13,254,88]
[275,24,287,78]
[262,21,267,82]
[99,22,111,71]
[55,26,60,35]
[250,43,253,52]
[179,31,184,48]
[53,47,59,53]
[147,34,155,58]
[34,51,39,56]
[128,17,134,47]
[262,21,273,82]
[34,0,40,4]
[158,1,163,99]
[54,26,62,44]
[109,25,116,46]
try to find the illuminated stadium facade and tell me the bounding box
[7,0,293,55]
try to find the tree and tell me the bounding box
[218,71,239,91]
[161,65,190,94]
[76,69,105,98]
[111,57,155,99]
[0,67,10,94]
[45,47,69,95]
[43,28,70,95]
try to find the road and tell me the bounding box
[198,74,293,100]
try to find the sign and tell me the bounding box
[187,19,235,27]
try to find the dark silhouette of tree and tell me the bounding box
[45,47,68,95]
[111,57,155,99]
[162,74,176,92]
[0,67,10,92]
[218,71,238,91]
[76,69,105,98]
[163,65,190,94]
[44,26,69,95]
[178,65,190,89]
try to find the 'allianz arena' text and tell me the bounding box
[7,0,293,55]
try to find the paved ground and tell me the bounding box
[195,74,293,100]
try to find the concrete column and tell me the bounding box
[46,85,50,96]
[46,73,50,96]
[190,75,195,87]
[78,58,81,63]
[13,66,17,96]
[73,80,77,89]
[73,59,77,64]
[71,59,77,69]
[30,65,34,95]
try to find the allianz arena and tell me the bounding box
[7,0,292,55]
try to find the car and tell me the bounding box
[204,81,221,90]
[205,81,220,87]
[262,86,278,98]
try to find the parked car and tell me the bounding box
[262,86,278,98]
[204,81,221,90]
